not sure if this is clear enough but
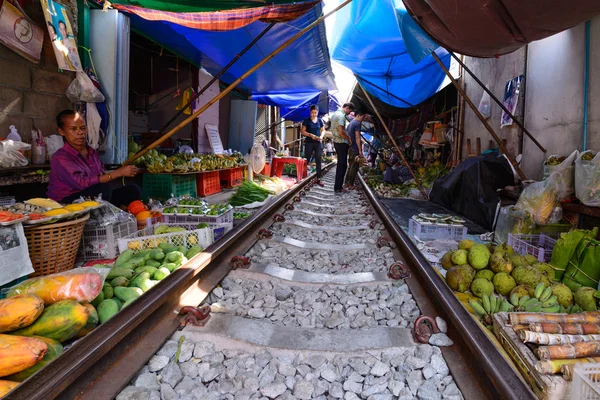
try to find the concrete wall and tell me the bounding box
[0,4,74,142]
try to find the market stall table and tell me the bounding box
[270,157,307,183]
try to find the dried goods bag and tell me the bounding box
[575,150,600,207]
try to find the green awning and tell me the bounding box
[109,0,305,13]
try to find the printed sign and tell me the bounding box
[205,124,224,154]
[41,0,82,71]
[0,1,44,63]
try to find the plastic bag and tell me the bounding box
[84,198,135,227]
[0,140,30,167]
[65,71,105,103]
[494,206,535,244]
[46,135,64,159]
[478,88,491,119]
[3,268,108,305]
[515,172,560,225]
[542,150,578,201]
[575,150,600,207]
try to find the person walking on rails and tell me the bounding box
[330,102,355,193]
[301,105,325,186]
[344,111,366,190]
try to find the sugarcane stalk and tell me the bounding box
[536,340,600,360]
[512,324,529,333]
[535,357,600,375]
[529,322,600,335]
[509,311,600,326]
[519,330,600,345]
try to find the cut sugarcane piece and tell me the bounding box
[519,330,600,345]
[508,311,600,326]
[529,322,600,335]
[536,340,600,360]
[534,357,600,375]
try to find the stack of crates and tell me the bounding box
[142,174,197,202]
[78,220,138,261]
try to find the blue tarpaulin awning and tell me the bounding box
[128,2,336,106]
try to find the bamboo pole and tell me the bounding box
[125,0,353,165]
[358,82,429,200]
[431,52,528,181]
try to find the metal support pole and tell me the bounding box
[432,52,527,181]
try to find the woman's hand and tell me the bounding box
[116,165,138,178]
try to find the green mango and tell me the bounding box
[110,276,129,287]
[144,259,162,268]
[107,268,135,280]
[153,267,170,281]
[150,249,165,261]
[161,263,177,272]
[134,266,158,276]
[115,250,134,267]
[186,245,203,259]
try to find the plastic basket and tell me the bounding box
[137,215,165,230]
[78,220,137,261]
[220,167,244,188]
[142,174,197,202]
[196,171,221,197]
[118,222,215,254]
[572,362,600,399]
[507,234,557,263]
[163,208,234,226]
[408,218,467,242]
[24,214,88,277]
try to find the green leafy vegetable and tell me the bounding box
[229,180,274,207]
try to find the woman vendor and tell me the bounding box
[47,109,142,207]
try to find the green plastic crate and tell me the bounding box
[142,174,197,202]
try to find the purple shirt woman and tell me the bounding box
[47,109,142,207]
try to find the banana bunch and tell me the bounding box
[566,304,581,314]
[144,152,240,174]
[509,282,561,313]
[469,294,506,326]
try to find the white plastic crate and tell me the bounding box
[572,363,600,399]
[507,234,557,263]
[78,220,138,261]
[408,218,467,242]
[116,222,232,254]
[163,208,233,226]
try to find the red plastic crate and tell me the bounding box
[220,167,244,188]
[196,171,221,197]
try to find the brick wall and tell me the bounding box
[0,2,75,142]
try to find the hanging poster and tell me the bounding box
[0,1,44,63]
[40,0,82,71]
[501,75,523,128]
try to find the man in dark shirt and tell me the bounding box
[301,105,325,186]
[344,112,365,189]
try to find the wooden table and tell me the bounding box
[270,157,307,183]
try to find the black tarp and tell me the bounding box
[429,153,515,231]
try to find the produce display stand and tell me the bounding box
[219,166,245,188]
[142,173,197,202]
[196,171,221,197]
[270,157,307,183]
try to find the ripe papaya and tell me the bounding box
[75,304,98,339]
[6,336,63,382]
[0,335,47,377]
[9,300,89,343]
[0,380,19,396]
[0,294,44,333]
[6,272,104,305]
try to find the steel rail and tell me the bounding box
[357,173,537,400]
[6,164,333,400]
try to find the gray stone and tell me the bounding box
[177,342,195,363]
[362,382,388,397]
[344,393,361,400]
[193,341,215,358]
[407,370,424,394]
[234,389,254,400]
[197,362,210,376]
[179,361,198,379]
[256,352,273,368]
[415,345,434,363]
[260,382,287,398]
[161,363,183,388]
[202,366,224,383]
[343,379,363,393]
[160,383,177,400]
[313,379,329,397]
[429,333,454,347]
[321,368,337,383]
[296,364,311,377]
[388,380,405,396]
[175,376,208,398]
[243,377,260,391]
[326,315,345,328]
[218,379,236,394]
[443,382,461,399]
[117,386,150,400]
[330,382,344,398]
[367,395,393,400]
[431,354,450,377]
[279,363,297,377]
[157,341,178,358]
[398,387,415,400]
[436,317,448,333]
[294,380,315,399]
[213,287,224,298]
[417,379,441,400]
[248,308,267,319]
[259,366,277,387]
[370,361,390,377]
[135,373,160,391]
[423,366,436,380]
[148,356,170,373]
[285,376,296,390]
[348,358,370,376]
[347,371,365,383]
[276,286,294,301]
[405,356,427,370]
[305,355,327,369]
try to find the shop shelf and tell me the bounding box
[507,233,557,263]
[78,220,138,261]
[219,167,244,188]
[572,363,600,399]
[196,171,221,197]
[408,218,467,242]
[142,174,197,202]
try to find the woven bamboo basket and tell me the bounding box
[25,214,89,277]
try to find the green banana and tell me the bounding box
[469,300,487,317]
[524,298,541,308]
[539,287,553,302]
[526,304,542,313]
[482,295,492,314]
[489,295,497,315]
[495,296,502,313]
[567,304,573,313]
[571,305,581,314]
[542,304,561,313]
[510,293,520,307]
[534,283,545,299]
[559,304,566,314]
[500,300,513,313]
[519,295,531,307]
[542,295,558,308]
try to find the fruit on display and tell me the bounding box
[474,269,495,281]
[364,162,449,199]
[458,239,475,250]
[6,336,63,382]
[0,295,44,333]
[440,251,455,270]
[43,208,70,217]
[533,262,556,282]
[144,151,239,174]
[7,271,104,305]
[489,252,513,274]
[0,334,47,377]
[512,265,550,288]
[9,300,90,343]
[451,249,468,265]
[0,211,25,222]
[510,285,533,299]
[25,198,62,210]
[75,304,99,338]
[446,264,476,293]
[492,272,516,296]
[128,200,148,216]
[0,381,19,396]
[467,244,491,270]
[64,204,85,212]
[551,283,574,308]
[470,278,494,298]
[574,287,598,311]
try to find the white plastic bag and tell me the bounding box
[46,135,64,159]
[494,206,534,244]
[515,172,560,226]
[575,150,600,207]
[542,150,578,201]
[0,140,30,167]
[478,88,491,119]
[66,71,105,103]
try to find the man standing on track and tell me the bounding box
[330,102,355,193]
[301,105,325,186]
[344,111,365,190]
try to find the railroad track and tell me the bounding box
[7,164,537,400]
